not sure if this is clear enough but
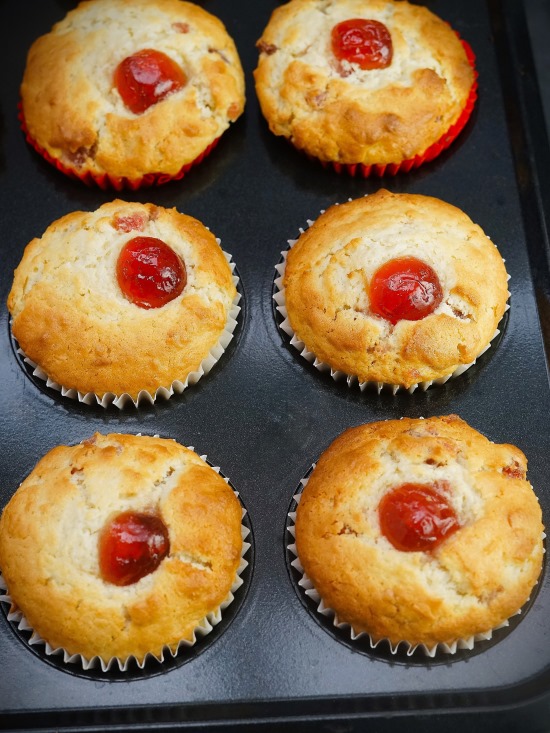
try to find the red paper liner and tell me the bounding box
[18,103,220,190]
[310,37,478,178]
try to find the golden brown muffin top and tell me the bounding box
[282,190,509,388]
[295,415,544,648]
[21,0,245,179]
[0,433,244,663]
[255,0,474,165]
[8,200,237,400]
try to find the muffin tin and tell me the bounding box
[1,0,549,730]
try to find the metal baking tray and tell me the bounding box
[1,0,549,730]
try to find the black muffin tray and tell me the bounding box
[1,0,550,730]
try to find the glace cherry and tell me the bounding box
[331,19,393,70]
[115,49,186,114]
[98,511,170,586]
[369,257,443,324]
[378,483,460,552]
[117,236,186,309]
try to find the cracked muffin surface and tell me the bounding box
[254,0,474,166]
[282,189,509,388]
[295,415,544,648]
[21,0,245,181]
[8,200,237,400]
[0,433,243,663]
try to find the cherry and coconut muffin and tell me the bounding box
[292,415,544,654]
[254,0,476,176]
[7,200,239,407]
[20,0,245,188]
[0,433,246,669]
[277,190,509,392]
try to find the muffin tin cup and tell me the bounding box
[274,224,510,395]
[0,451,251,674]
[286,471,540,659]
[12,250,241,409]
[304,37,478,179]
[18,103,221,191]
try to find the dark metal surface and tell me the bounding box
[0,0,549,730]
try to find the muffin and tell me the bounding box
[277,190,509,391]
[0,433,247,669]
[291,415,544,654]
[8,200,240,407]
[20,0,245,188]
[254,0,476,175]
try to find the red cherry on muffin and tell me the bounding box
[115,49,186,114]
[112,212,148,233]
[378,483,460,552]
[503,462,526,479]
[117,236,187,309]
[331,19,393,70]
[369,256,443,324]
[99,511,170,586]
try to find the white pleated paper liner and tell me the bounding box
[273,216,510,395]
[0,451,253,678]
[10,248,241,409]
[286,468,543,661]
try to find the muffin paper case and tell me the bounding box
[287,471,543,658]
[18,104,220,190]
[0,450,251,673]
[13,249,241,409]
[273,201,510,395]
[317,38,478,178]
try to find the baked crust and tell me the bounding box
[0,433,243,663]
[21,0,245,179]
[254,0,474,165]
[8,200,237,399]
[283,190,509,388]
[295,415,544,647]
